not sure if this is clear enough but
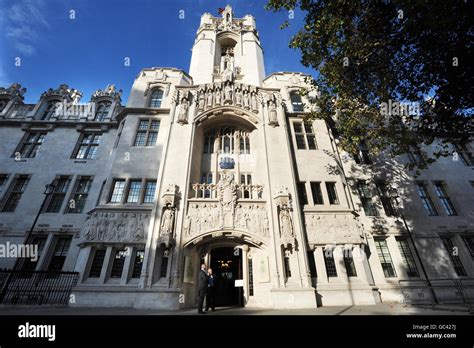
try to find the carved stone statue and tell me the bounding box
[198,92,205,111]
[243,91,250,108]
[268,100,278,125]
[217,173,237,212]
[160,204,175,236]
[178,98,189,124]
[221,51,234,82]
[251,92,258,111]
[235,89,242,105]
[224,83,233,103]
[207,91,213,107]
[215,89,221,105]
[279,205,294,247]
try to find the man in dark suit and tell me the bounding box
[205,268,216,312]
[197,263,208,314]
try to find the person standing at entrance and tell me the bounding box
[197,263,208,314]
[205,268,216,312]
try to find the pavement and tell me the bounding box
[0,303,472,315]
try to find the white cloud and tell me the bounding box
[5,0,50,56]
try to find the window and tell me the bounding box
[149,89,163,108]
[453,143,473,166]
[408,151,426,166]
[94,101,111,121]
[41,100,59,120]
[20,235,47,271]
[143,181,157,203]
[127,180,142,203]
[88,249,106,278]
[353,141,372,164]
[290,92,304,112]
[284,252,291,278]
[1,175,29,212]
[240,174,252,198]
[293,122,317,150]
[310,182,324,205]
[16,132,46,158]
[248,258,254,296]
[134,119,159,146]
[396,237,419,277]
[324,248,338,277]
[462,237,474,259]
[343,251,357,277]
[304,123,317,149]
[110,249,127,278]
[47,237,72,272]
[110,179,126,203]
[0,174,8,194]
[441,237,467,276]
[297,182,308,205]
[416,182,438,216]
[160,249,169,278]
[433,182,457,216]
[239,135,250,154]
[45,177,71,213]
[73,133,102,159]
[132,250,145,278]
[357,181,378,216]
[67,177,92,213]
[374,238,397,278]
[326,182,340,205]
[200,172,213,198]
[203,133,215,154]
[376,182,396,216]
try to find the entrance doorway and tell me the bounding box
[209,247,243,307]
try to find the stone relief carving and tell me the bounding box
[184,202,269,239]
[186,82,261,116]
[305,214,364,244]
[80,211,150,243]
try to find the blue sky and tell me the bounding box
[0,0,315,104]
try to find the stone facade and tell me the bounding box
[0,5,473,309]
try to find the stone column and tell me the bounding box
[99,246,113,284]
[35,233,55,271]
[242,245,249,304]
[314,247,328,285]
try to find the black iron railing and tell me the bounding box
[0,269,79,305]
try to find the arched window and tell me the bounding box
[0,99,8,113]
[203,127,251,154]
[149,89,163,108]
[290,92,304,112]
[239,134,250,154]
[203,133,215,154]
[94,101,111,121]
[41,100,60,120]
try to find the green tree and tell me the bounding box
[266,0,473,171]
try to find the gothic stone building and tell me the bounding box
[0,6,473,309]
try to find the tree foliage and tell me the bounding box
[266,0,473,170]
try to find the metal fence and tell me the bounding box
[0,269,79,305]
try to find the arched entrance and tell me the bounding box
[206,246,243,307]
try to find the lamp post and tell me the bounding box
[388,187,438,304]
[13,181,56,271]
